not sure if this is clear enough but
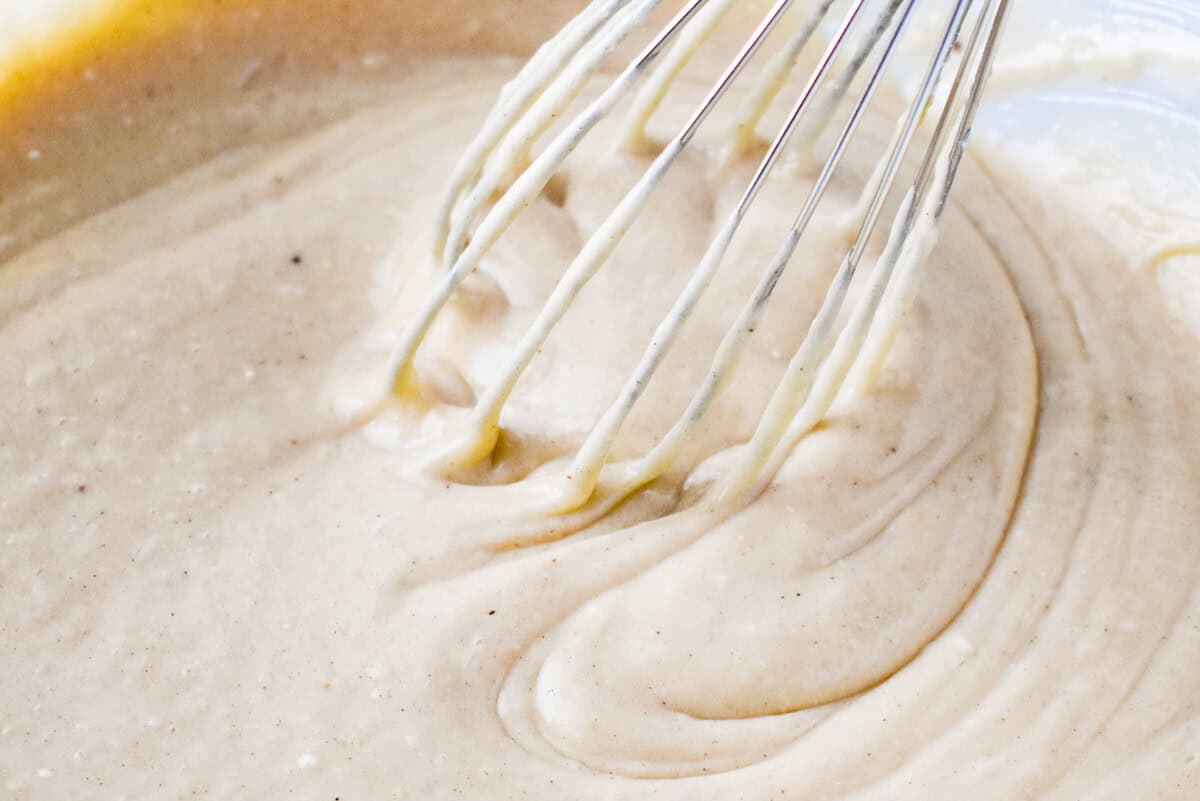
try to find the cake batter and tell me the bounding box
[1,1,1198,799]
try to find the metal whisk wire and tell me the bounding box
[377,0,1011,515]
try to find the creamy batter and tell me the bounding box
[2,1,1199,799]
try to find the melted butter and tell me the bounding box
[1,1,1199,799]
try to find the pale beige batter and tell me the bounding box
[1,1,1198,799]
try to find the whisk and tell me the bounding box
[375,0,1010,516]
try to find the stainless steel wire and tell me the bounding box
[376,0,1012,514]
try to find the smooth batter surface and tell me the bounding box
[2,1,1199,799]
